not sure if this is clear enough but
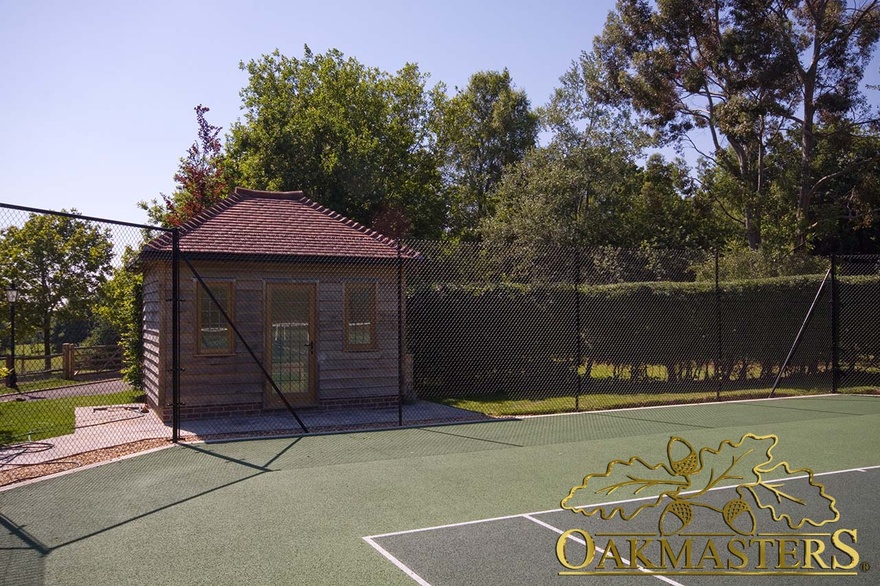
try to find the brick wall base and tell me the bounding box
[152,394,401,424]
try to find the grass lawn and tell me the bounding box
[434,386,874,416]
[0,389,144,444]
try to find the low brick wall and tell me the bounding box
[154,394,401,423]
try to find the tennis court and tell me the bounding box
[1,394,878,585]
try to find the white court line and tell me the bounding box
[366,463,880,540]
[519,392,879,420]
[365,464,880,585]
[363,536,433,586]
[523,514,685,586]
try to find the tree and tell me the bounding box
[92,247,144,387]
[790,122,880,253]
[224,46,445,238]
[482,51,727,252]
[762,0,880,250]
[140,105,230,227]
[594,0,880,252]
[0,213,114,369]
[434,69,539,238]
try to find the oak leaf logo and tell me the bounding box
[560,433,839,535]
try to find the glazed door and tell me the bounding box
[265,283,316,407]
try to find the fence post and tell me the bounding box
[172,228,180,442]
[831,254,839,394]
[574,246,582,411]
[715,250,722,400]
[62,343,74,379]
[397,238,404,427]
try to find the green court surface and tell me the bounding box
[1,394,878,585]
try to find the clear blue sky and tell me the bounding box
[2,0,878,227]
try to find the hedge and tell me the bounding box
[406,274,880,398]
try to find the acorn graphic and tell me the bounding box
[722,498,757,535]
[659,498,694,535]
[667,437,701,476]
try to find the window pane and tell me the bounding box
[346,284,374,347]
[200,283,230,352]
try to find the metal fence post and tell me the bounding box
[831,254,840,394]
[574,247,582,411]
[172,228,180,442]
[715,249,722,400]
[397,239,404,427]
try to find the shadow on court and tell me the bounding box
[0,395,877,585]
[0,437,307,585]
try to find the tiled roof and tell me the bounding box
[142,187,418,261]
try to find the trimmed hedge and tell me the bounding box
[406,274,880,398]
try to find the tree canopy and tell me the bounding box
[0,212,114,366]
[594,0,880,252]
[433,69,539,238]
[224,46,445,238]
[146,31,880,255]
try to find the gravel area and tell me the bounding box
[0,438,171,487]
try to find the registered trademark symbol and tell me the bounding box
[861,561,871,572]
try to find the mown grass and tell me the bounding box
[0,390,144,445]
[434,386,876,417]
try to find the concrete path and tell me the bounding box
[0,378,129,403]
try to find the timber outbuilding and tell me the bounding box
[137,187,416,422]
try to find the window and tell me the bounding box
[197,281,234,354]
[344,282,377,350]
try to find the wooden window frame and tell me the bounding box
[343,282,378,351]
[196,280,235,355]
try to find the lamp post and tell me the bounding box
[6,282,18,389]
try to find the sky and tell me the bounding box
[2,0,879,228]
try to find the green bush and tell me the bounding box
[406,273,877,397]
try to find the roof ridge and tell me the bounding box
[140,186,421,260]
[293,191,407,251]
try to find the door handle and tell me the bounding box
[305,340,314,354]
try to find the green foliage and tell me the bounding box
[225,46,445,238]
[92,247,144,388]
[407,270,855,399]
[433,69,539,238]
[691,246,830,282]
[593,0,880,252]
[0,212,114,364]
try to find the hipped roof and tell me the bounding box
[140,187,418,263]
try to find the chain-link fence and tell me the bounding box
[405,242,839,416]
[837,255,880,393]
[1,200,877,483]
[0,204,172,483]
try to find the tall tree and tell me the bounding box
[0,213,114,369]
[140,105,230,227]
[594,0,880,252]
[224,46,445,238]
[762,0,880,250]
[483,52,728,252]
[434,69,539,238]
[595,0,793,249]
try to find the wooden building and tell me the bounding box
[137,187,416,421]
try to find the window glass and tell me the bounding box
[198,282,233,353]
[345,283,376,349]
